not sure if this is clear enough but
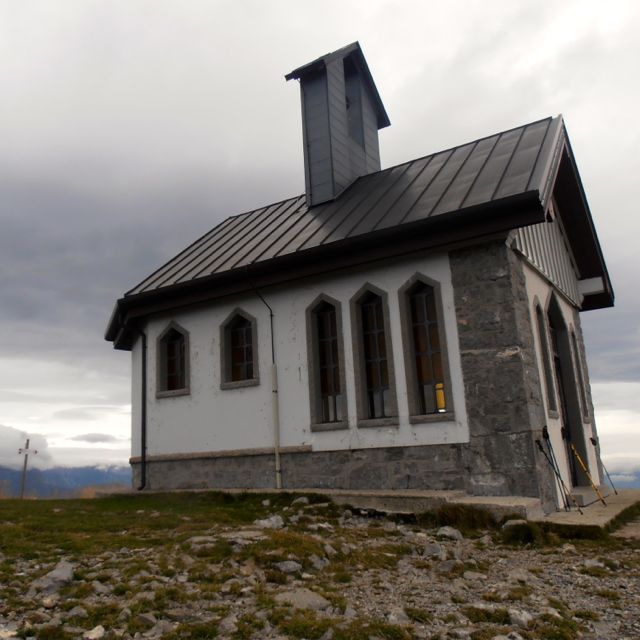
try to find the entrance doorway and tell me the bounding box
[547,298,589,488]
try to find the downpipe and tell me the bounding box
[131,325,147,491]
[248,273,282,489]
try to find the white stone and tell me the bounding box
[437,526,463,541]
[31,560,75,594]
[387,607,409,623]
[218,614,237,634]
[83,625,105,640]
[275,560,302,574]
[508,608,533,628]
[274,588,330,610]
[424,542,446,560]
[254,515,284,529]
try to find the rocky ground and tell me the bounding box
[0,494,639,640]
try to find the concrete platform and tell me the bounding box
[538,488,640,531]
[128,485,640,534]
[239,486,640,532]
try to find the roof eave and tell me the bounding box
[552,128,614,310]
[106,190,544,350]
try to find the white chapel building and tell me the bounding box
[106,43,613,513]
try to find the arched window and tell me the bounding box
[307,296,347,429]
[571,330,590,419]
[221,309,259,389]
[408,282,446,414]
[536,304,557,412]
[399,275,451,419]
[157,323,189,396]
[351,286,398,423]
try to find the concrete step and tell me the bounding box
[569,485,611,507]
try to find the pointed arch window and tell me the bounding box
[571,330,590,419]
[399,275,453,420]
[157,323,189,397]
[306,296,347,430]
[351,286,398,425]
[220,309,259,389]
[536,304,557,413]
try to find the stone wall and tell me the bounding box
[132,443,469,492]
[450,240,557,508]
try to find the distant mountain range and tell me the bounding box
[0,465,131,498]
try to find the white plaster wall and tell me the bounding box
[521,261,601,493]
[130,252,469,458]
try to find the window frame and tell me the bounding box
[570,329,590,421]
[220,308,260,390]
[156,321,190,398]
[306,294,348,432]
[535,302,559,416]
[350,283,399,428]
[398,274,454,423]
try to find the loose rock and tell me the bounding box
[274,588,330,610]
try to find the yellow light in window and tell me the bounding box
[436,382,446,412]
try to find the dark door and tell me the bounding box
[548,314,579,487]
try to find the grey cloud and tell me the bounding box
[52,407,123,422]
[67,433,120,443]
[0,424,54,470]
[0,1,638,469]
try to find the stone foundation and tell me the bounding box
[132,435,546,500]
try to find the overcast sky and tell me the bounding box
[0,0,638,474]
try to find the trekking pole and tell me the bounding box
[570,443,607,506]
[542,427,563,480]
[541,426,570,510]
[535,440,582,514]
[589,437,618,495]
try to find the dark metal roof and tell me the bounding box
[107,114,612,348]
[285,41,391,129]
[128,116,560,296]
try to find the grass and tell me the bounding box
[462,606,510,625]
[415,504,500,534]
[1,491,637,640]
[0,492,287,560]
[595,588,620,601]
[404,606,433,623]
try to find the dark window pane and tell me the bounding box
[408,284,444,414]
[425,290,436,320]
[360,293,390,419]
[161,328,186,391]
[313,303,342,423]
[227,316,253,382]
[433,351,443,380]
[428,323,440,350]
[422,384,436,414]
[365,361,378,387]
[413,325,428,352]
[410,296,424,323]
[380,360,388,386]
